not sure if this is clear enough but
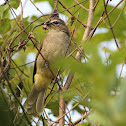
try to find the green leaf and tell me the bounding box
[3,7,9,18]
[0,92,15,126]
[46,101,59,117]
[0,5,9,19]
[0,18,11,34]
[9,68,15,80]
[10,0,20,9]
[117,78,126,113]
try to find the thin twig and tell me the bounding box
[44,70,60,102]
[58,1,88,28]
[112,3,126,27]
[3,73,31,126]
[29,0,48,19]
[119,62,125,78]
[53,0,59,12]
[89,0,124,39]
[93,0,100,10]
[9,14,47,48]
[103,0,120,50]
[11,63,28,96]
[74,0,89,11]
[69,110,91,126]
[12,60,29,78]
[0,87,9,108]
[50,92,90,126]
[10,61,34,69]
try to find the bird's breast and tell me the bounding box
[36,29,71,75]
[42,30,70,60]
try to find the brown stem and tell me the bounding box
[82,0,94,41]
[67,110,91,126]
[59,94,65,126]
[50,92,90,126]
[58,1,95,124]
[62,73,74,91]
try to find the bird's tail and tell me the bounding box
[24,85,46,116]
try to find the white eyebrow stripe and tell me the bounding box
[50,20,60,23]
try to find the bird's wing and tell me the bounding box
[33,43,43,83]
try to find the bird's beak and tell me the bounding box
[43,23,48,31]
[43,20,51,31]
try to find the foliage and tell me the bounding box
[0,0,126,126]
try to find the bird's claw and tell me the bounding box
[44,61,49,68]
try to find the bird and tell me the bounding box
[24,15,71,116]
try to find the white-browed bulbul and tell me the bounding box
[24,15,71,116]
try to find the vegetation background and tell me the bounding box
[0,0,126,125]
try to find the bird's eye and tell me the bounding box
[53,21,59,24]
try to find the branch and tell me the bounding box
[82,0,94,41]
[56,0,94,126]
[3,73,31,126]
[61,0,95,97]
[67,110,91,126]
[59,95,65,126]
[54,0,59,12]
[89,0,124,39]
[58,1,88,28]
[50,92,90,126]
[112,3,126,27]
[62,73,74,91]
[29,0,48,19]
[74,0,89,12]
[103,0,120,50]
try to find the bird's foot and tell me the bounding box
[44,61,49,68]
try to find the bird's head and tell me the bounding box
[43,16,70,35]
